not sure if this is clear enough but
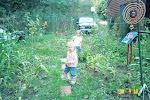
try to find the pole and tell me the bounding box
[137,0,144,99]
[93,12,94,26]
[138,23,144,99]
[130,42,133,64]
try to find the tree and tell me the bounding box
[92,0,108,20]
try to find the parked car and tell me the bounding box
[76,17,98,34]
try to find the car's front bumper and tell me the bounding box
[80,29,92,33]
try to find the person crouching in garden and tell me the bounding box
[71,30,83,52]
[61,42,78,85]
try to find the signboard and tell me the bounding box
[91,7,95,12]
[121,31,138,44]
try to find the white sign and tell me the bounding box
[91,7,95,12]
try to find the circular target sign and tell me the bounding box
[122,0,146,24]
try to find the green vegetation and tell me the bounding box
[0,0,94,34]
[1,24,149,99]
[93,0,108,20]
[0,0,150,99]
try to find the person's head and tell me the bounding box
[76,30,82,37]
[67,42,76,53]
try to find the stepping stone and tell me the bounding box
[60,86,72,96]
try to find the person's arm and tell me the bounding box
[71,36,76,42]
[71,36,74,41]
[71,38,74,42]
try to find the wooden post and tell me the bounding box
[127,42,133,66]
[130,42,133,64]
[127,43,130,66]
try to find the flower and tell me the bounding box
[36,18,40,23]
[45,21,47,24]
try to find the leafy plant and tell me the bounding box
[87,54,116,76]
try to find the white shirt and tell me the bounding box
[73,36,83,46]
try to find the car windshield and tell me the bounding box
[79,18,93,23]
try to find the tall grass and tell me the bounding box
[0,0,149,99]
[0,0,94,35]
[1,23,149,99]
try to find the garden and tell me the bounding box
[0,0,149,100]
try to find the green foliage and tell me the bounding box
[111,23,118,37]
[78,52,87,62]
[0,0,87,34]
[140,17,150,31]
[24,12,47,35]
[108,17,119,38]
[0,35,24,98]
[0,0,150,99]
[87,54,110,75]
[118,15,129,38]
[92,0,108,20]
[109,16,129,39]
[1,24,150,99]
[91,25,98,34]
[0,33,51,99]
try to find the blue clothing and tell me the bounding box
[76,46,83,52]
[64,65,76,77]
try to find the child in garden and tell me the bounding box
[71,30,83,52]
[61,42,78,85]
